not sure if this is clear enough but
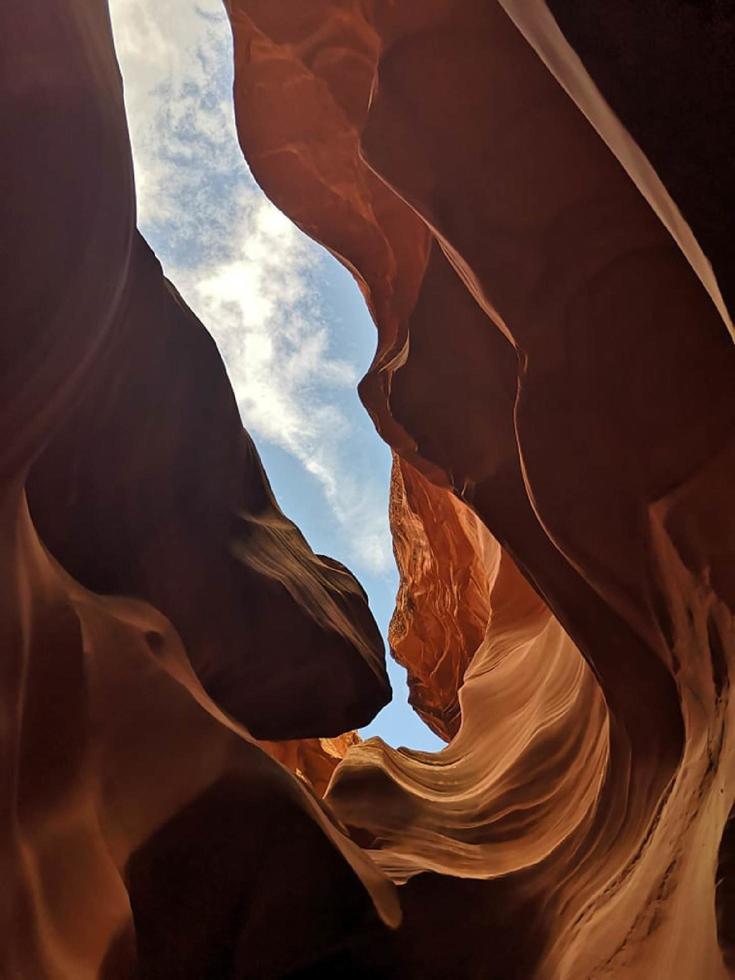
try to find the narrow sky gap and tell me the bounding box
[108,0,443,751]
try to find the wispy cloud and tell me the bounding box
[109,0,393,575]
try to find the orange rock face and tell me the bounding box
[3,0,735,977]
[227,1,735,977]
[388,456,491,741]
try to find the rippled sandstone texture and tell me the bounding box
[226,0,735,977]
[2,0,735,978]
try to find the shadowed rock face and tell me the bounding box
[1,2,397,976]
[2,0,734,977]
[546,0,735,317]
[25,235,390,742]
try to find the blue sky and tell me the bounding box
[109,0,442,751]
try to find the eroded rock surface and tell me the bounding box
[388,456,491,741]
[2,0,734,977]
[227,1,735,977]
[1,2,396,976]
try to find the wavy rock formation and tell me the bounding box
[3,0,734,977]
[1,2,397,976]
[227,1,735,977]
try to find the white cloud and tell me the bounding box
[108,0,393,575]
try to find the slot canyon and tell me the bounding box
[1,1,734,977]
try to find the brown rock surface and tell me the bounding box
[1,1,397,976]
[388,456,491,741]
[3,0,735,977]
[227,1,735,976]
[25,237,391,743]
[543,0,735,318]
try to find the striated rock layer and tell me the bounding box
[226,1,735,977]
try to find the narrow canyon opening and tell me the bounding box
[4,1,733,977]
[108,0,442,752]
